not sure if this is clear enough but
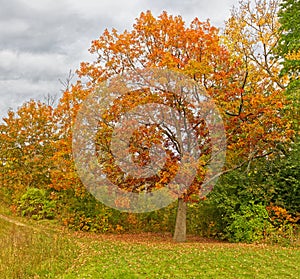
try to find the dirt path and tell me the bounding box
[0,213,29,227]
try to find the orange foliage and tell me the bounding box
[0,100,55,197]
[49,10,293,203]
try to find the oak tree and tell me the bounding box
[62,9,292,241]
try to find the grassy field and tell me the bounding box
[0,212,299,279]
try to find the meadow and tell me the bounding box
[0,211,299,279]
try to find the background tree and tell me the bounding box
[0,100,55,201]
[269,0,300,220]
[276,0,300,131]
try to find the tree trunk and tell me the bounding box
[173,198,187,242]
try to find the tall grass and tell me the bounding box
[0,218,78,279]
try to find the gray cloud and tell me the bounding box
[0,0,239,118]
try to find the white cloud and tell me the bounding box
[0,50,70,81]
[0,19,29,35]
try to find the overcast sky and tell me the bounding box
[0,0,240,118]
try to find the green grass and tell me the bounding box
[0,213,299,279]
[61,236,300,279]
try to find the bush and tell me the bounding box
[198,156,300,243]
[225,202,271,243]
[18,188,56,220]
[266,204,300,246]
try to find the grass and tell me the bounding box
[0,212,299,279]
[61,234,300,279]
[0,217,79,279]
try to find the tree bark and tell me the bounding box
[173,198,187,242]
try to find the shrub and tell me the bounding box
[63,212,113,232]
[225,202,271,243]
[18,188,56,220]
[266,204,300,246]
